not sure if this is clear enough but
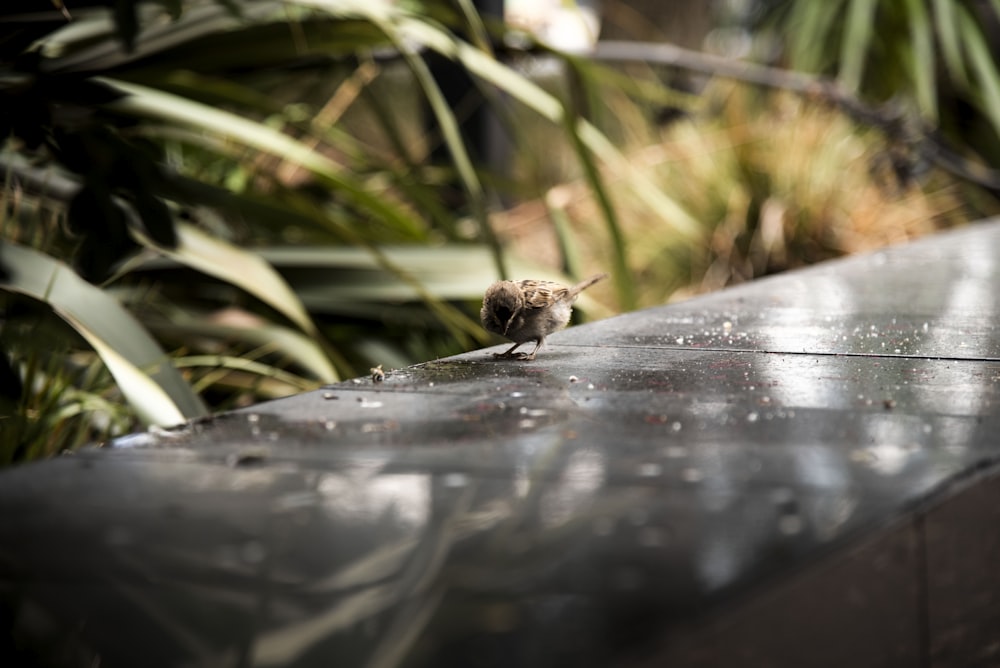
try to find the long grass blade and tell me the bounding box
[932,0,969,86]
[102,78,428,238]
[957,4,1000,142]
[0,242,206,425]
[788,0,845,73]
[403,18,702,239]
[380,26,508,278]
[561,68,634,309]
[838,0,878,92]
[903,0,937,121]
[139,223,320,339]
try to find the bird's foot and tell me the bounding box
[492,351,535,361]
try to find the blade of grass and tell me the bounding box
[150,315,338,383]
[102,78,429,239]
[903,0,937,121]
[292,0,701,240]
[545,188,583,280]
[174,355,318,394]
[404,16,702,239]
[0,242,207,425]
[788,0,845,73]
[561,68,634,309]
[838,0,878,92]
[452,0,494,55]
[957,4,1000,141]
[135,222,320,339]
[372,17,508,279]
[932,0,969,86]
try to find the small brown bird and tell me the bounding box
[480,273,608,360]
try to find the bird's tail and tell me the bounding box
[568,272,609,297]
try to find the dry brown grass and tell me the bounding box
[492,82,977,312]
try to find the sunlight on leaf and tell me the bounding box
[0,242,206,425]
[141,223,320,338]
[838,0,877,92]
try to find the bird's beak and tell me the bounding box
[502,317,514,336]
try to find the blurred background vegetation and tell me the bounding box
[2,0,999,464]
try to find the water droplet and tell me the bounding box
[628,507,650,526]
[322,392,337,400]
[681,467,704,483]
[675,336,685,345]
[241,539,266,564]
[247,413,260,423]
[592,517,615,536]
[670,421,682,433]
[638,526,667,547]
[443,472,469,488]
[359,399,383,408]
[778,514,804,535]
[568,375,579,383]
[324,420,337,431]
[637,462,662,477]
[746,411,759,423]
[510,391,525,398]
[587,383,595,390]
[665,445,688,458]
[612,567,643,591]
[105,526,133,547]
[770,487,795,505]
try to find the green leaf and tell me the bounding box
[957,4,1000,142]
[932,0,969,86]
[788,0,845,73]
[561,66,634,309]
[0,242,207,425]
[138,223,321,339]
[838,0,878,92]
[904,0,937,121]
[381,28,507,277]
[151,313,339,383]
[385,10,702,239]
[103,78,428,239]
[451,0,494,54]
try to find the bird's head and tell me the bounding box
[481,280,525,337]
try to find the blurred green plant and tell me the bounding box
[3,0,680,463]
[492,72,979,309]
[766,0,1000,166]
[6,0,994,465]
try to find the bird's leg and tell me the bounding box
[493,338,542,361]
[493,341,525,359]
[522,338,545,361]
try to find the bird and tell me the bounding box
[480,273,608,360]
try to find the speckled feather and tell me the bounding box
[518,280,572,310]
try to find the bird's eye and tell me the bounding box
[494,306,512,322]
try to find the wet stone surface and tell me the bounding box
[2,223,1000,667]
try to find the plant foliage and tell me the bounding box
[2,0,664,463]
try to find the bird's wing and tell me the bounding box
[517,280,570,309]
